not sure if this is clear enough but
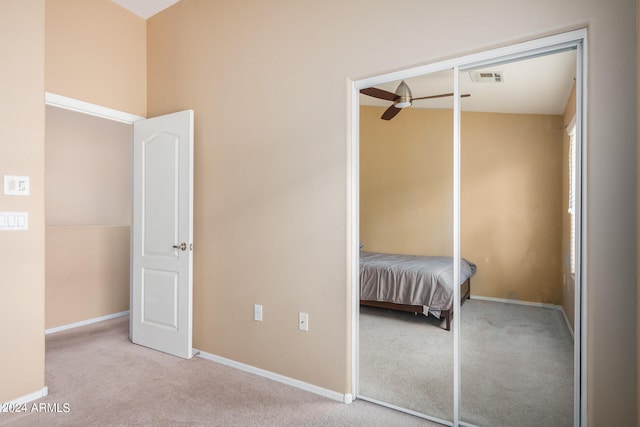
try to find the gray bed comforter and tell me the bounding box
[359,251,477,317]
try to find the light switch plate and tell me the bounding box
[4,175,30,196]
[0,212,28,230]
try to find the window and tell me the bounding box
[567,119,576,275]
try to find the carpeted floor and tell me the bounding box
[359,299,574,426]
[1,316,438,427]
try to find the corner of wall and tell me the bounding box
[0,0,46,403]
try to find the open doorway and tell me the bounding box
[44,95,195,360]
[350,30,586,426]
[44,96,139,333]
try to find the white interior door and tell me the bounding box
[131,110,194,359]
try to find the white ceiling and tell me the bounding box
[360,49,577,115]
[111,0,180,19]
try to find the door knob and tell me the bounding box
[172,242,187,251]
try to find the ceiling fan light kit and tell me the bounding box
[393,81,412,108]
[360,80,471,120]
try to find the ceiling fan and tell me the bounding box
[360,80,471,120]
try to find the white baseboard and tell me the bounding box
[1,386,48,410]
[470,294,560,310]
[470,295,574,338]
[194,349,352,404]
[45,311,129,335]
[559,305,574,339]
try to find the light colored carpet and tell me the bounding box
[1,316,438,427]
[360,300,573,427]
[359,299,574,426]
[359,304,454,421]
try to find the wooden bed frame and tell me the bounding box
[360,278,471,331]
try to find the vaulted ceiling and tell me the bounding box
[111,0,179,20]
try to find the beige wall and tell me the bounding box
[460,113,562,304]
[360,106,564,304]
[0,0,45,403]
[2,0,634,424]
[45,106,132,226]
[43,0,142,337]
[462,112,563,304]
[45,226,130,329]
[148,3,354,393]
[45,0,147,116]
[44,105,132,329]
[147,1,636,423]
[360,107,453,257]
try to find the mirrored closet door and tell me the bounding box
[458,49,578,427]
[358,69,455,423]
[355,30,584,427]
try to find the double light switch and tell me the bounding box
[0,212,28,230]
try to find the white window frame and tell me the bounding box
[568,117,577,276]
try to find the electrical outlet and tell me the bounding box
[4,175,30,196]
[298,312,309,331]
[254,304,263,321]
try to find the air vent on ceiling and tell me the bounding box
[469,71,504,83]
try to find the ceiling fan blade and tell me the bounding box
[360,87,399,101]
[381,105,402,120]
[412,93,471,101]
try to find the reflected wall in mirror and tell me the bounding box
[358,69,457,422]
[459,49,577,426]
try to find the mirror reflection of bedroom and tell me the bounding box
[359,69,456,421]
[358,49,577,426]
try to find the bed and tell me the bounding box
[359,251,477,331]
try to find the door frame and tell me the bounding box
[348,28,588,426]
[45,93,145,124]
[45,92,145,338]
